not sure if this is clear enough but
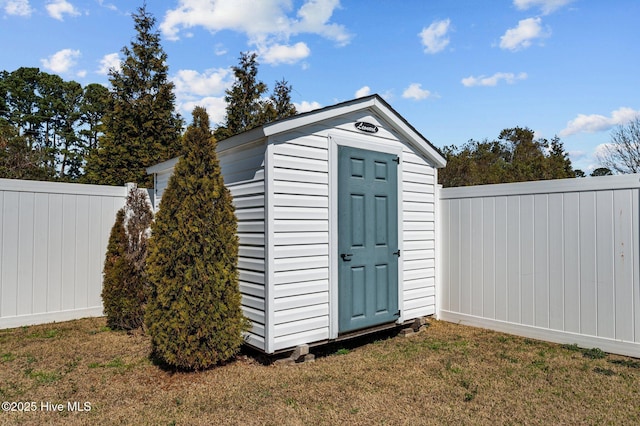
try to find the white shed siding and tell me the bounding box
[267,111,439,351]
[270,131,331,351]
[231,178,267,349]
[401,147,437,320]
[150,144,268,351]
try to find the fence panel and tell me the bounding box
[439,175,640,358]
[0,179,127,329]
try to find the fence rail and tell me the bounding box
[0,179,128,329]
[439,174,640,358]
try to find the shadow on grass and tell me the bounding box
[241,325,406,365]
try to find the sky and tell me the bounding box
[1,0,639,173]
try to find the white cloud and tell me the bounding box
[419,18,451,54]
[46,0,80,21]
[500,17,549,51]
[97,52,121,75]
[294,100,322,113]
[160,0,351,64]
[294,0,350,46]
[41,48,80,73]
[355,86,371,98]
[261,42,310,65]
[560,107,640,137]
[181,96,228,125]
[402,83,432,100]
[461,72,528,87]
[4,0,32,16]
[513,0,574,15]
[172,68,231,97]
[97,0,117,11]
[171,68,234,124]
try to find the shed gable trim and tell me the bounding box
[224,95,446,169]
[147,95,446,176]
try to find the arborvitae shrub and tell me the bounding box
[145,106,249,370]
[101,187,153,330]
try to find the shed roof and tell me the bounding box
[148,94,446,174]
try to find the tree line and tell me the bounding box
[1,3,637,188]
[1,8,295,187]
[0,68,108,181]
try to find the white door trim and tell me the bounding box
[328,131,404,339]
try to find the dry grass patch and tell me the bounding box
[1,317,638,425]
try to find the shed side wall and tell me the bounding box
[151,146,268,352]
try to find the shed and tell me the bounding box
[147,94,446,354]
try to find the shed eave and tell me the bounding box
[261,94,446,168]
[146,156,180,174]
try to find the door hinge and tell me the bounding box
[392,157,400,164]
[394,310,401,317]
[393,250,401,257]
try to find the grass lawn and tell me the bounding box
[1,317,638,425]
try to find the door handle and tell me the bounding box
[341,253,353,261]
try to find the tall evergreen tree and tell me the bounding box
[79,83,109,157]
[146,106,248,370]
[84,5,182,187]
[263,78,297,123]
[214,53,297,140]
[214,52,267,140]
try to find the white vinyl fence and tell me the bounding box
[439,175,640,358]
[0,179,128,329]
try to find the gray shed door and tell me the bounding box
[338,145,399,333]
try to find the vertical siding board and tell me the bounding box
[520,195,534,326]
[459,198,472,314]
[563,192,580,333]
[613,189,634,341]
[449,200,461,312]
[61,194,77,310]
[482,198,495,319]
[579,192,597,336]
[17,193,35,316]
[32,193,50,314]
[86,196,103,308]
[440,199,450,311]
[595,190,615,338]
[506,196,520,323]
[47,194,64,313]
[494,196,508,321]
[2,192,19,317]
[0,192,3,318]
[470,197,483,316]
[548,193,564,330]
[533,194,549,328]
[74,195,90,309]
[633,189,640,343]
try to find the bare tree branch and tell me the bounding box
[597,118,640,174]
